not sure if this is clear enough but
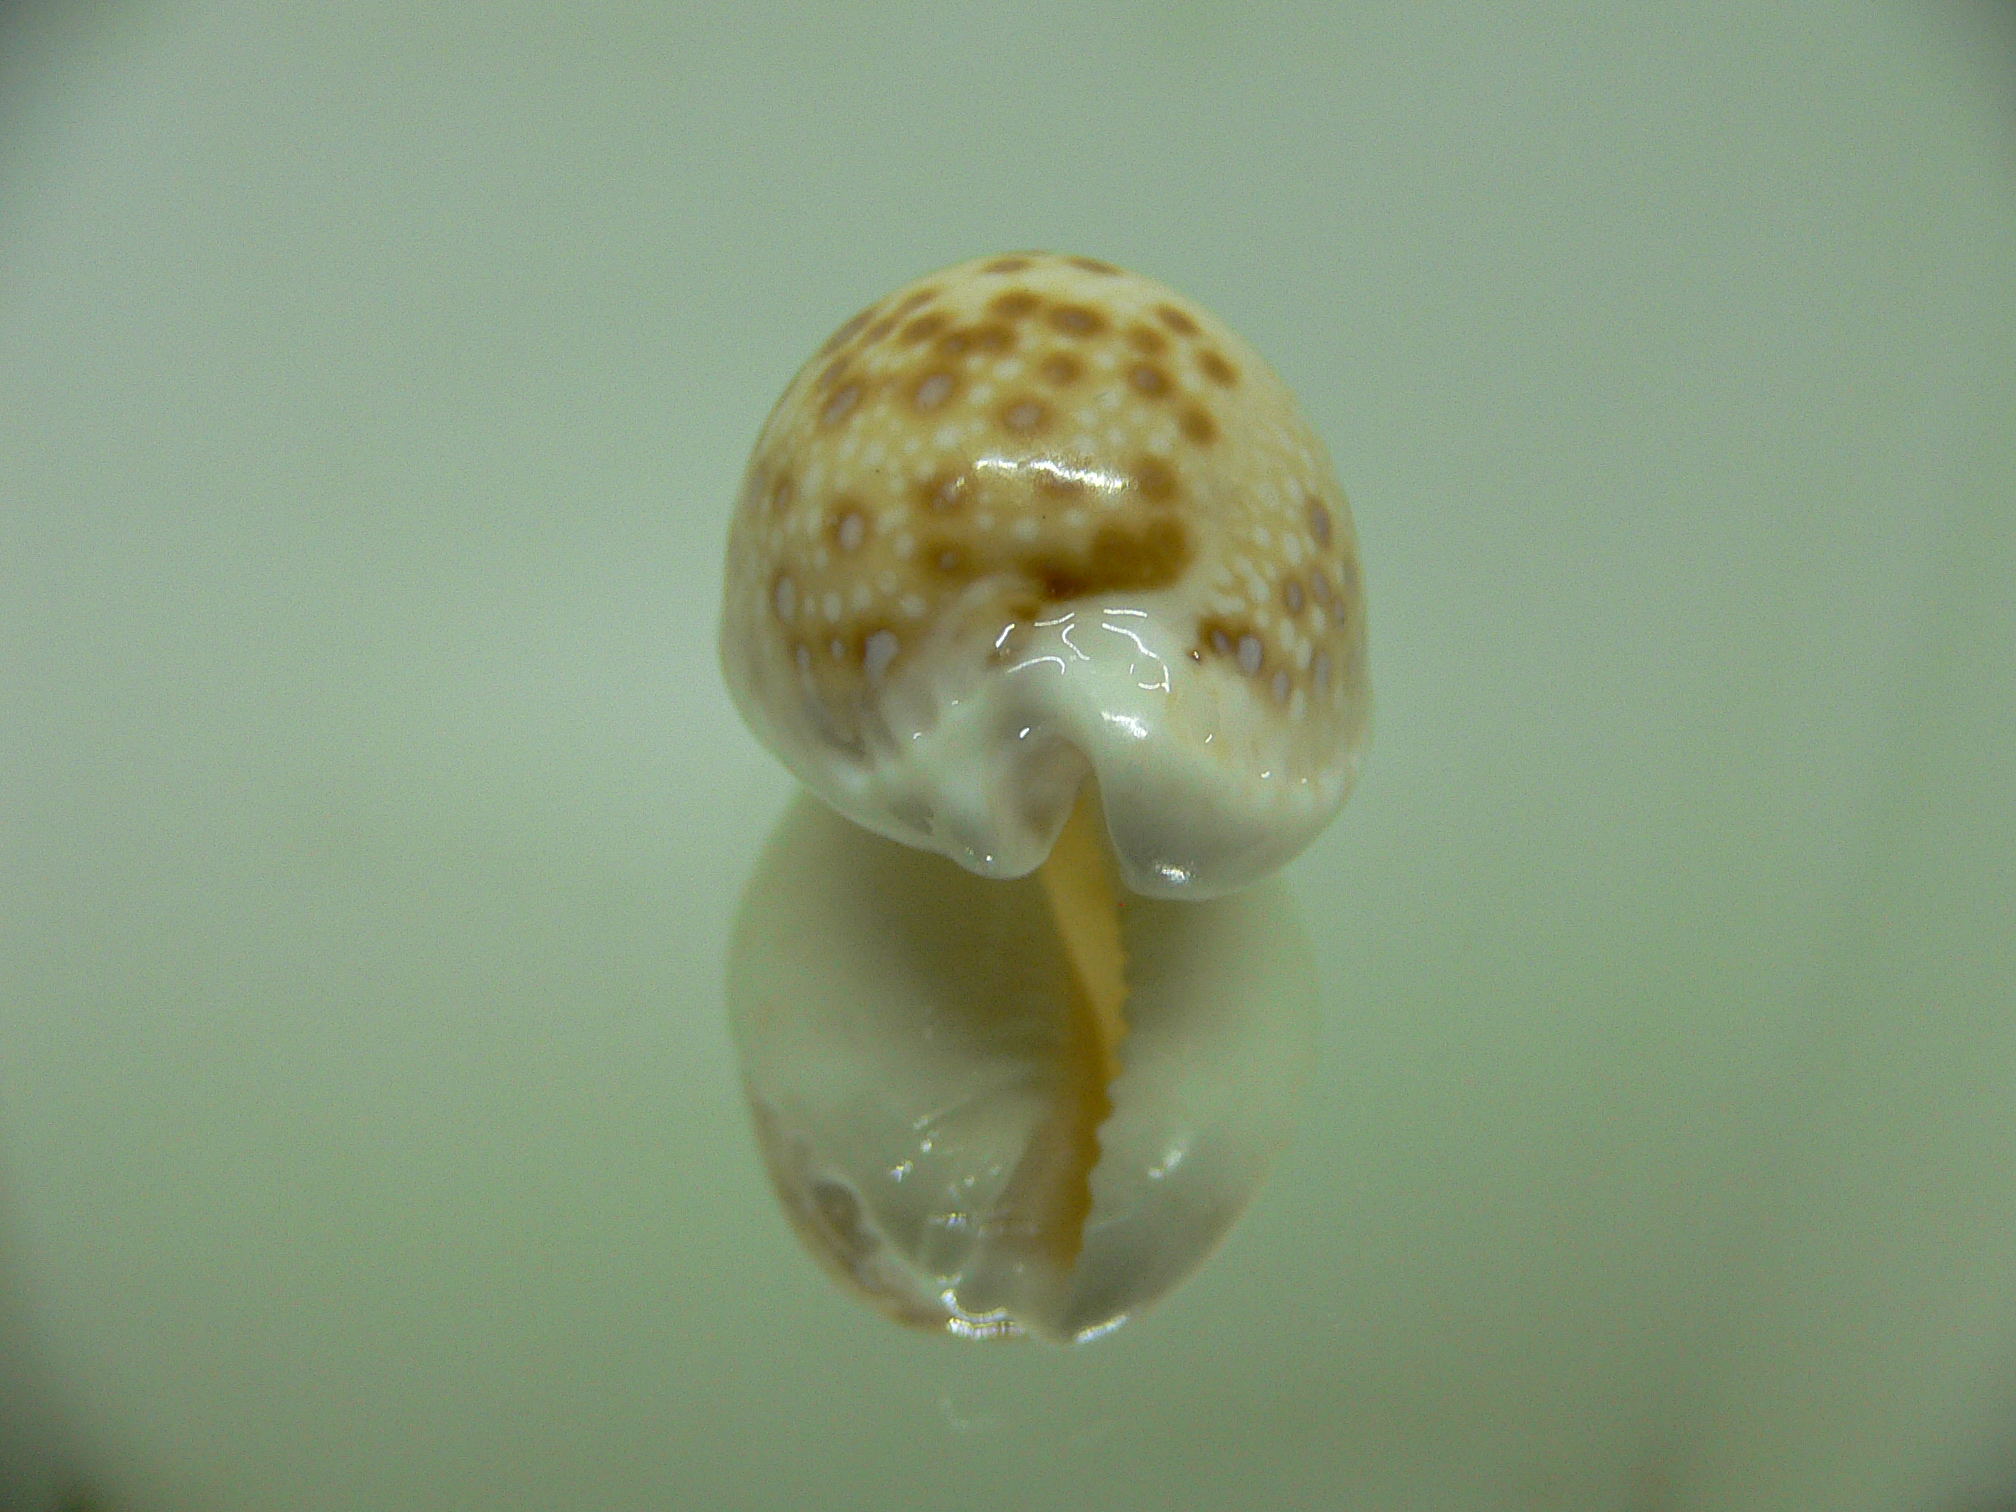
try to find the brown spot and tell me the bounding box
[1048,304,1107,337]
[967,322,1015,353]
[1038,352,1082,386]
[1020,516,1191,600]
[1178,405,1217,444]
[1308,567,1333,605]
[1067,256,1121,274]
[819,305,877,356]
[924,540,976,581]
[821,383,863,426]
[893,287,939,317]
[862,316,897,345]
[1197,350,1239,386]
[816,357,850,390]
[999,397,1049,434]
[941,324,1013,357]
[768,475,795,513]
[1131,457,1178,502]
[911,369,956,410]
[1128,363,1171,398]
[989,289,1041,320]
[1283,578,1305,614]
[916,469,970,514]
[1307,494,1333,546]
[1156,303,1200,337]
[985,256,1033,274]
[900,312,948,343]
[1124,324,1169,357]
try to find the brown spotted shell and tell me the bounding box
[719,252,1369,897]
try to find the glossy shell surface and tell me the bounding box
[720,253,1369,897]
[727,797,1316,1343]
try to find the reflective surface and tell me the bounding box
[729,796,1315,1343]
[717,253,1369,897]
[1,3,2014,1509]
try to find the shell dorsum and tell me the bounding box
[720,252,1369,897]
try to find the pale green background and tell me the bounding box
[2,3,2013,1510]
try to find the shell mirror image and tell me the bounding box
[719,252,1369,1342]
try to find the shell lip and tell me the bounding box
[722,592,1356,899]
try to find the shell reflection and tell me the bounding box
[727,795,1316,1343]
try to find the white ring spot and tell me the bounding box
[863,630,900,683]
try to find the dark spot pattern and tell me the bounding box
[1197,350,1238,386]
[1048,304,1107,337]
[1038,353,1082,386]
[1131,458,1178,502]
[1125,324,1169,356]
[1128,364,1171,397]
[734,252,1362,740]
[1178,406,1217,444]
